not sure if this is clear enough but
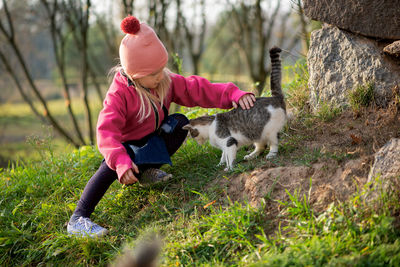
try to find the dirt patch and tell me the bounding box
[219,157,371,212]
[214,101,400,214]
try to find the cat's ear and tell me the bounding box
[182,124,192,131]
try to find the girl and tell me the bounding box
[67,16,256,237]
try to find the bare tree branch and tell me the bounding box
[293,0,310,53]
[63,0,96,144]
[95,12,118,57]
[1,0,14,39]
[0,49,46,124]
[177,0,207,74]
[41,0,86,145]
[227,0,299,95]
[121,0,135,16]
[63,1,104,104]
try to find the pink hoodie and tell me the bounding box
[97,71,251,179]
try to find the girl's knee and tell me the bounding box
[171,113,189,126]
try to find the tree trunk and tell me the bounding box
[80,0,94,144]
[41,0,86,145]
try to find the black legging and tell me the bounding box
[71,113,189,220]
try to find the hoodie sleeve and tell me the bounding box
[169,74,252,109]
[97,89,132,180]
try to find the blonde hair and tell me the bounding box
[109,65,172,123]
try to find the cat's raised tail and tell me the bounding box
[269,46,283,99]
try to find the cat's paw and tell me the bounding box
[224,166,234,172]
[244,154,255,160]
[266,152,277,159]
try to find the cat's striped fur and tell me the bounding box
[183,47,286,171]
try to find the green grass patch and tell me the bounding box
[1,140,399,266]
[315,101,343,122]
[284,58,310,115]
[348,82,375,112]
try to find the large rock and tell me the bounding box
[303,0,400,40]
[366,138,400,201]
[368,138,400,182]
[308,26,400,108]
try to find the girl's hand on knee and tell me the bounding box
[120,163,139,184]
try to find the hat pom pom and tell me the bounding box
[121,16,140,34]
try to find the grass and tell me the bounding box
[315,101,343,122]
[284,58,310,116]
[348,82,375,112]
[1,60,400,266]
[1,141,399,266]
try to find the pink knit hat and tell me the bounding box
[119,16,168,79]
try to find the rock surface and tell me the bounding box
[368,138,400,182]
[366,138,400,201]
[303,0,400,40]
[384,41,400,58]
[308,26,400,108]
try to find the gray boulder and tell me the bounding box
[308,26,400,108]
[366,138,400,201]
[368,138,400,183]
[303,0,400,40]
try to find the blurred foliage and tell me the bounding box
[283,58,310,115]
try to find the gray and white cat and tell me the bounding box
[183,47,286,171]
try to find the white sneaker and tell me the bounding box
[67,217,108,238]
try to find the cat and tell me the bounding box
[182,47,286,171]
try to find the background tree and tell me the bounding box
[63,0,95,144]
[121,0,135,16]
[0,0,79,146]
[0,0,115,146]
[41,0,85,144]
[226,0,301,95]
[176,0,207,75]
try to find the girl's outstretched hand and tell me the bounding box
[232,94,256,110]
[120,163,139,185]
